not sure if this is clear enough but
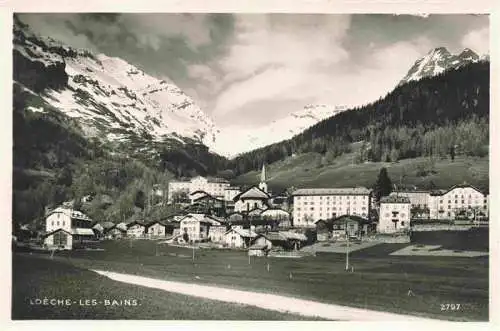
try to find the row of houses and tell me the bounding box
[167,167,489,234]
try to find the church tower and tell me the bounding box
[258,163,268,193]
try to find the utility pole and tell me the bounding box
[345,220,350,271]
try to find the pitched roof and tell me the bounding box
[292,187,372,196]
[42,228,72,238]
[279,231,308,241]
[126,221,146,228]
[331,215,372,224]
[146,220,167,227]
[71,228,95,236]
[46,207,92,221]
[100,221,115,229]
[225,227,258,238]
[429,183,487,196]
[262,232,287,241]
[234,186,270,201]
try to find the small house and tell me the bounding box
[126,221,146,238]
[224,227,258,248]
[146,221,167,238]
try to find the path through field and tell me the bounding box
[93,269,442,321]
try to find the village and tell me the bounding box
[17,164,489,257]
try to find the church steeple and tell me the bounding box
[259,163,268,193]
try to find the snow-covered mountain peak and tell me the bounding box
[13,19,219,150]
[214,104,349,158]
[399,47,482,86]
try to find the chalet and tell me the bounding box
[179,213,222,243]
[146,221,167,238]
[105,225,127,239]
[126,221,146,238]
[248,235,272,256]
[43,207,95,250]
[260,208,291,228]
[224,227,258,248]
[262,231,307,251]
[208,225,227,243]
[328,215,375,239]
[92,223,104,238]
[186,191,226,216]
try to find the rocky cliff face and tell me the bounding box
[13,17,219,151]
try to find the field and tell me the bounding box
[12,254,320,320]
[13,230,489,321]
[233,151,489,191]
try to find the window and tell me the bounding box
[401,221,405,226]
[439,200,443,204]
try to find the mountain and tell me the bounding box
[215,104,349,157]
[399,47,481,85]
[230,61,489,177]
[13,17,219,151]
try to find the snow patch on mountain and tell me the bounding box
[13,19,218,149]
[399,47,483,85]
[214,104,349,158]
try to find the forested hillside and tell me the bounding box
[230,61,489,175]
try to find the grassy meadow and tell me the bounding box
[233,150,488,192]
[12,254,320,320]
[13,233,489,321]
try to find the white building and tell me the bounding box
[146,221,167,237]
[224,227,258,248]
[208,225,227,243]
[168,176,230,203]
[292,187,372,228]
[43,207,95,249]
[179,213,222,242]
[234,186,270,212]
[428,184,489,220]
[379,196,411,233]
[126,221,146,238]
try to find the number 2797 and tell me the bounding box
[440,303,461,311]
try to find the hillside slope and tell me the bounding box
[230,61,489,178]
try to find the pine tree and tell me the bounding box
[373,167,393,202]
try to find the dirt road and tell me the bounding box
[93,269,442,321]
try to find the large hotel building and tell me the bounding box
[168,176,231,202]
[292,187,372,227]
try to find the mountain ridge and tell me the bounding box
[13,17,219,151]
[399,46,482,85]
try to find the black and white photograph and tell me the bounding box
[7,3,494,323]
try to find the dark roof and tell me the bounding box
[292,187,371,196]
[126,221,146,228]
[380,196,411,204]
[42,228,72,238]
[233,186,270,201]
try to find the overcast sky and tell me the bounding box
[17,13,489,128]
